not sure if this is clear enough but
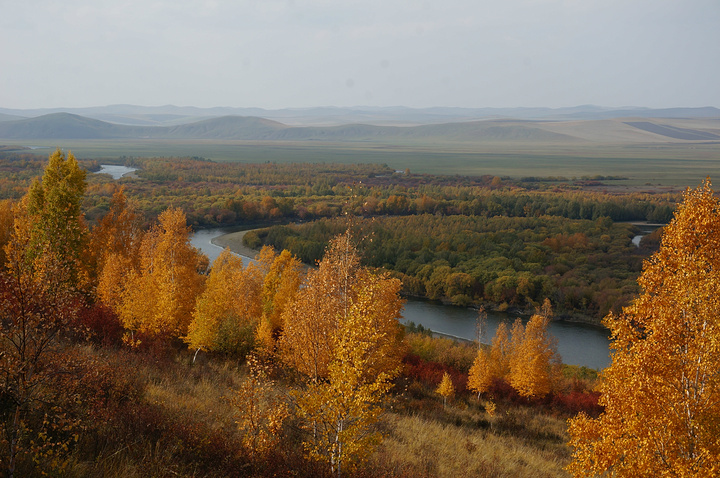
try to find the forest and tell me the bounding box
[0,151,675,325]
[2,149,717,477]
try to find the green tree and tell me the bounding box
[20,149,88,292]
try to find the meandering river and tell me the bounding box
[98,164,612,368]
[190,228,611,370]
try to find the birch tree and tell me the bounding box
[568,180,720,477]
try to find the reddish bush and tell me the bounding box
[403,353,468,393]
[77,303,124,346]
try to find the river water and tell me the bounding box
[96,164,137,179]
[190,228,611,370]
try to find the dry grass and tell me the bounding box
[49,344,578,477]
[375,405,570,477]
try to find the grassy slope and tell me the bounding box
[64,344,571,478]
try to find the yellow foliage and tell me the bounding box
[294,273,402,476]
[283,231,405,476]
[186,248,262,354]
[467,349,493,398]
[232,355,289,457]
[255,248,303,354]
[119,208,206,339]
[93,187,143,309]
[508,303,561,399]
[567,179,720,477]
[436,372,455,407]
[280,232,404,382]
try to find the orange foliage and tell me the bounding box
[568,180,720,477]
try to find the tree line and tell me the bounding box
[247,213,649,322]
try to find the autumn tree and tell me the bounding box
[0,151,88,476]
[232,355,288,457]
[92,186,143,309]
[185,248,262,357]
[436,372,455,408]
[467,319,512,398]
[294,273,403,476]
[0,200,13,268]
[281,231,405,475]
[467,349,493,399]
[568,180,720,477]
[488,321,512,379]
[118,208,206,340]
[508,300,560,399]
[254,247,303,355]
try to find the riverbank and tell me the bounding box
[211,230,262,260]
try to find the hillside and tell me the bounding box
[1,112,719,145]
[2,104,719,126]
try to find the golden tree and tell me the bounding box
[467,348,493,399]
[118,208,206,339]
[294,273,403,476]
[185,248,262,357]
[281,232,405,475]
[568,180,720,477]
[488,321,512,379]
[232,355,289,458]
[255,247,303,354]
[92,186,143,309]
[279,232,360,381]
[508,300,560,399]
[436,372,455,408]
[467,320,512,398]
[280,232,404,382]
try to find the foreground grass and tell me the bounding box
[376,411,568,478]
[46,342,579,478]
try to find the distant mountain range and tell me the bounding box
[1,104,719,127]
[0,105,718,143]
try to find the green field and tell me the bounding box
[6,138,720,188]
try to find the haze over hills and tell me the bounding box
[0,109,718,145]
[1,105,719,127]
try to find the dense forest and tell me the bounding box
[247,214,647,321]
[1,152,678,229]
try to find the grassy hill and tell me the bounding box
[2,112,719,144]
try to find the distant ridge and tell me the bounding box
[1,105,718,127]
[0,111,718,144]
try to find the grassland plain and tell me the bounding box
[4,138,720,188]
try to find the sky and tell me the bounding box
[1,0,719,110]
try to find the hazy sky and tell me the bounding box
[1,0,718,110]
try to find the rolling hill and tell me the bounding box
[0,111,718,145]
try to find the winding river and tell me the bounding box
[190,228,612,370]
[99,165,612,369]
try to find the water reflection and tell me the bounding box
[401,300,610,370]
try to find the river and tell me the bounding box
[190,228,611,370]
[96,164,138,180]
